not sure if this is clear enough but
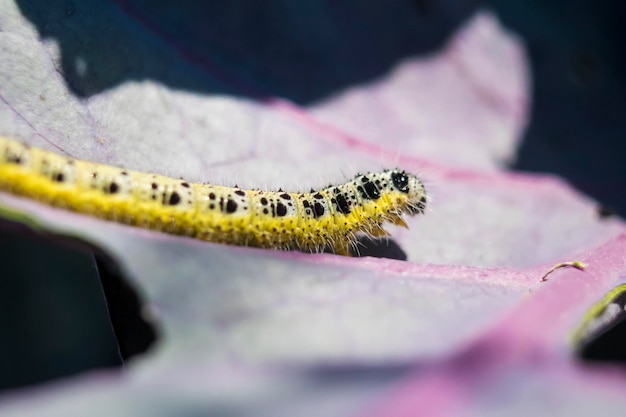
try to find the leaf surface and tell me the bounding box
[1,2,625,416]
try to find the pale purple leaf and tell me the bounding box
[1,2,625,416]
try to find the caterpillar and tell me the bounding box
[0,135,427,255]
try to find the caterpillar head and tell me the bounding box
[389,169,427,215]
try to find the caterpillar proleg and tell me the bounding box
[0,136,427,255]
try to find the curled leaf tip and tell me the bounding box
[540,261,587,282]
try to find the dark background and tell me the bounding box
[1,0,625,391]
[498,0,626,218]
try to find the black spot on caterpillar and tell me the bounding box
[0,136,428,255]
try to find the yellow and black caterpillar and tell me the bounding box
[0,136,427,255]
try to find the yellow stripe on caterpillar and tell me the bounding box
[0,136,427,255]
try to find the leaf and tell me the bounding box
[1,2,626,416]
